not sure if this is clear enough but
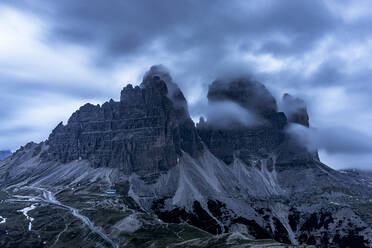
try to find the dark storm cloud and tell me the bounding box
[6,0,337,61]
[2,0,345,99]
[5,0,343,110]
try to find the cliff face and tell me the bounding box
[282,93,310,127]
[197,79,288,165]
[46,74,310,173]
[45,68,318,178]
[46,66,203,177]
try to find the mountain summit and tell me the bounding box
[46,65,202,179]
[1,66,372,247]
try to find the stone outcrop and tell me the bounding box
[197,79,288,164]
[46,68,316,173]
[282,93,310,127]
[46,66,203,177]
[46,72,314,171]
[280,93,320,161]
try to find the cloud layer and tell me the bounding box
[1,0,372,170]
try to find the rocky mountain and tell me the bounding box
[46,67,202,179]
[1,66,372,247]
[0,150,11,160]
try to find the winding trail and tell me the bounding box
[51,223,69,248]
[40,189,118,248]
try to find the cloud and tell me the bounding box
[198,101,262,129]
[319,151,372,171]
[2,0,338,76]
[288,124,372,155]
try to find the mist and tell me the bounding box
[287,123,372,155]
[199,101,262,129]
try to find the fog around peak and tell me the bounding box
[287,124,372,170]
[200,101,263,129]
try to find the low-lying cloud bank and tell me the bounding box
[288,124,372,155]
[288,124,372,170]
[199,101,263,128]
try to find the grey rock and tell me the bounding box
[282,93,310,127]
[46,66,203,178]
[197,78,289,164]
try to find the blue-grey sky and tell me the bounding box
[1,0,372,170]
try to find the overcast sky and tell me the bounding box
[1,0,372,170]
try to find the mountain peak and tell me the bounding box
[282,93,309,127]
[198,78,288,164]
[47,66,202,176]
[142,65,172,86]
[207,78,278,118]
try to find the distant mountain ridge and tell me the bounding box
[1,66,372,247]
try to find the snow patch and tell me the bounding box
[0,216,6,224]
[114,214,142,233]
[18,204,37,231]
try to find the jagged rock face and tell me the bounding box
[282,93,309,127]
[280,93,320,161]
[198,117,287,164]
[46,66,202,177]
[197,79,288,164]
[142,66,203,157]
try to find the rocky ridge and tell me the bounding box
[46,66,202,179]
[1,66,372,247]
